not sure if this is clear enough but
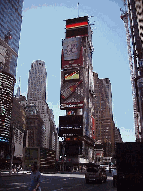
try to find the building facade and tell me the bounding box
[127,0,143,141]
[27,60,50,148]
[93,72,115,157]
[27,60,58,151]
[25,104,43,148]
[0,0,23,169]
[114,127,123,150]
[0,0,23,77]
[59,16,96,166]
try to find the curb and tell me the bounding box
[0,172,28,177]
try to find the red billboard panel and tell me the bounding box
[61,47,83,69]
[66,16,89,38]
[66,27,88,38]
[66,21,88,29]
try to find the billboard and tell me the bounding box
[23,147,40,170]
[61,47,83,69]
[89,67,94,94]
[59,115,83,137]
[66,16,89,38]
[64,70,79,81]
[63,37,81,61]
[60,69,84,110]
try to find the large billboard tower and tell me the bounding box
[59,16,95,164]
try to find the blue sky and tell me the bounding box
[15,0,136,142]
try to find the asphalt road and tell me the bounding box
[0,171,117,191]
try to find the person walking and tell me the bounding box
[28,163,42,191]
[112,166,117,187]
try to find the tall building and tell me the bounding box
[114,127,123,149]
[121,0,143,141]
[59,16,96,167]
[27,60,55,149]
[93,72,115,156]
[10,96,26,166]
[127,0,143,142]
[0,0,23,77]
[0,0,23,169]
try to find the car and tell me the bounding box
[85,164,107,184]
[100,163,109,170]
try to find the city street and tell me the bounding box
[0,171,116,191]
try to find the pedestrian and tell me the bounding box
[14,165,17,173]
[28,163,42,191]
[109,162,111,173]
[112,165,117,187]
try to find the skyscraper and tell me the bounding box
[93,72,115,156]
[0,0,23,168]
[0,0,23,77]
[127,0,143,141]
[59,16,96,167]
[27,60,50,149]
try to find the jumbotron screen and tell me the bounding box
[59,115,83,137]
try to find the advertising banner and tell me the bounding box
[61,47,83,69]
[64,70,80,81]
[66,16,89,38]
[91,116,95,140]
[24,147,40,170]
[63,37,81,61]
[59,115,83,137]
[89,66,94,94]
[60,69,84,110]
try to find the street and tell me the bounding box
[0,171,116,191]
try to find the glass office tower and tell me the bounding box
[0,0,23,77]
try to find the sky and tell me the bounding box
[15,0,136,142]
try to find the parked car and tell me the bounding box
[85,164,107,184]
[100,162,109,170]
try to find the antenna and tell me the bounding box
[78,2,79,17]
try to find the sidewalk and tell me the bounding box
[0,170,29,177]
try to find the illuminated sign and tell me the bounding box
[66,21,88,29]
[59,115,83,137]
[60,102,84,109]
[66,16,89,38]
[65,71,79,81]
